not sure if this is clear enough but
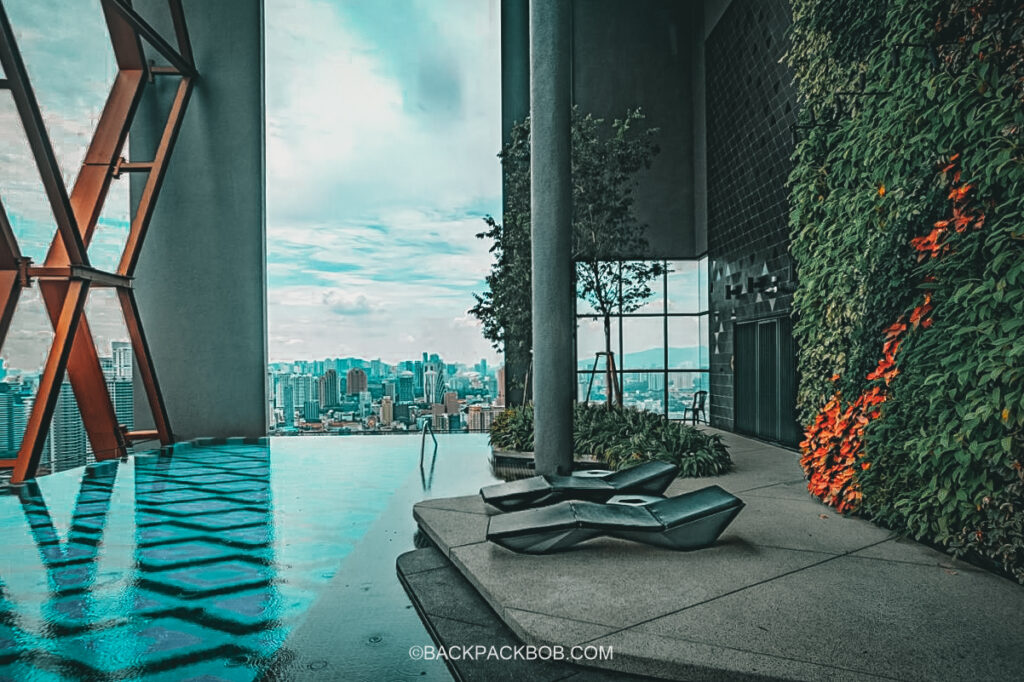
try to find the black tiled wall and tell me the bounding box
[705,0,797,434]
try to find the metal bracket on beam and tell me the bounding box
[16,256,32,286]
[112,156,154,178]
[124,429,160,442]
[28,265,133,289]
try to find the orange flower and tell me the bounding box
[878,185,886,197]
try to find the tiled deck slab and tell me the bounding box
[412,429,1024,681]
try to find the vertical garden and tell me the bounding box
[788,0,1024,579]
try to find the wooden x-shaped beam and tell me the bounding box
[0,0,195,483]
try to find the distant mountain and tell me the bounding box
[577,346,704,370]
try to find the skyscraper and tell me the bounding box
[423,361,445,403]
[443,391,459,415]
[319,369,339,408]
[283,384,295,427]
[106,378,134,431]
[0,384,27,454]
[50,382,87,468]
[380,396,394,425]
[397,371,414,403]
[423,368,439,403]
[346,367,368,395]
[112,341,133,379]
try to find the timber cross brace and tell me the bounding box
[0,0,197,484]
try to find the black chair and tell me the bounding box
[487,485,744,554]
[480,460,679,512]
[683,390,708,425]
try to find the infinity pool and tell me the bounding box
[0,434,502,681]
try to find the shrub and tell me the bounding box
[489,404,732,477]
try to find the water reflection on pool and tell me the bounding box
[0,434,501,681]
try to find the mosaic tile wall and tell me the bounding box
[705,0,799,438]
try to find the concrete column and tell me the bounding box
[530,0,573,475]
[131,0,267,439]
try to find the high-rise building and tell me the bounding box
[0,384,27,453]
[346,367,368,395]
[467,405,502,432]
[106,378,134,430]
[382,379,396,400]
[319,369,339,408]
[443,391,459,415]
[423,368,438,403]
[112,341,133,379]
[303,400,320,422]
[380,396,394,425]
[49,382,87,468]
[283,384,295,427]
[423,361,446,403]
[397,371,415,403]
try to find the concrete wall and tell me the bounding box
[571,0,698,259]
[131,0,267,439]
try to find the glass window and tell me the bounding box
[667,316,701,369]
[621,316,664,369]
[576,258,709,420]
[667,260,702,313]
[577,316,619,369]
[667,372,710,420]
[623,376,664,415]
[622,261,663,315]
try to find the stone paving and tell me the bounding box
[407,429,1024,681]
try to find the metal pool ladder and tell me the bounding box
[420,422,438,490]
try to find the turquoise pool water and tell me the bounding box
[0,434,501,681]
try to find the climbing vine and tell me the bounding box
[788,0,1024,579]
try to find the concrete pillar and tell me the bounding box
[131,0,267,439]
[530,0,573,475]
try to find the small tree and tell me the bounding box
[471,107,660,407]
[572,110,662,405]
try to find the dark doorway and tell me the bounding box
[734,317,799,446]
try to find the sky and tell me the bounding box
[0,0,504,372]
[265,0,503,366]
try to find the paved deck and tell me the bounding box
[410,429,1024,681]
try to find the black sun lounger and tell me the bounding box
[480,460,679,511]
[486,485,744,554]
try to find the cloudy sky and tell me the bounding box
[265,0,502,365]
[0,0,503,372]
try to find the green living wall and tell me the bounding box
[788,0,1024,579]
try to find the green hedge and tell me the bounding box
[788,0,1024,579]
[489,404,732,477]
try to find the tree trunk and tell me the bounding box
[504,344,532,407]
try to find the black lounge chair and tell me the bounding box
[486,485,744,554]
[480,460,679,511]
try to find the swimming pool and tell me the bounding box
[0,434,502,681]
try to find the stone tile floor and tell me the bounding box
[405,429,1024,681]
